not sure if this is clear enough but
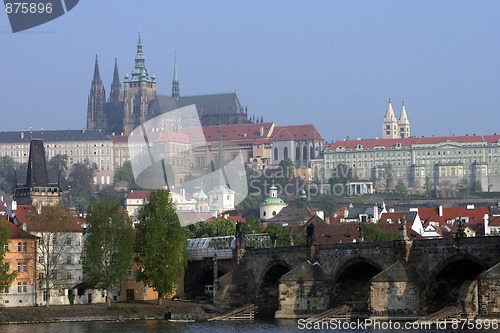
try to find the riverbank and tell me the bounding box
[0,300,212,324]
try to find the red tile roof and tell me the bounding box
[271,124,323,141]
[12,205,83,233]
[108,135,129,143]
[379,212,406,223]
[0,216,37,239]
[126,190,152,200]
[489,216,500,226]
[182,122,275,144]
[327,134,500,150]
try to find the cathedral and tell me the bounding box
[87,32,252,135]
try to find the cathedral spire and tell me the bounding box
[172,54,180,101]
[128,28,150,83]
[398,101,411,138]
[383,99,396,121]
[110,58,122,103]
[93,54,101,83]
[399,101,409,124]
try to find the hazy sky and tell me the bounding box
[1,1,499,142]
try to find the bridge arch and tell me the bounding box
[186,260,232,299]
[255,260,291,318]
[330,257,384,312]
[426,253,488,312]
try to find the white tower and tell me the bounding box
[382,99,398,139]
[398,101,410,138]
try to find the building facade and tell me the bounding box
[0,130,114,187]
[321,134,500,192]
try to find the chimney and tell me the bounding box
[373,205,379,222]
[439,205,443,217]
[484,214,489,235]
[325,216,331,224]
[12,200,17,211]
[260,126,264,137]
[20,132,24,139]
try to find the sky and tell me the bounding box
[1,0,499,142]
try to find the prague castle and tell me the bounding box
[87,32,252,135]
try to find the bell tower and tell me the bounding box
[123,30,157,135]
[382,99,398,139]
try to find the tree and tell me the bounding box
[46,154,68,186]
[113,161,139,190]
[209,218,236,237]
[135,189,187,305]
[422,175,434,197]
[243,216,263,234]
[378,164,394,193]
[471,180,482,192]
[67,161,97,213]
[456,178,470,198]
[0,224,17,292]
[28,205,81,307]
[360,222,398,242]
[0,156,16,195]
[394,180,408,197]
[328,162,356,187]
[83,199,135,306]
[276,158,294,185]
[266,223,291,247]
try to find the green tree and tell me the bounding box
[423,175,434,197]
[266,223,291,247]
[378,164,394,193]
[83,199,135,306]
[135,189,187,305]
[209,218,236,236]
[360,222,398,242]
[276,158,294,185]
[394,180,408,197]
[328,162,356,187]
[0,224,17,292]
[243,216,263,234]
[113,161,139,190]
[471,180,482,192]
[0,156,16,195]
[67,161,97,213]
[456,178,470,198]
[46,154,68,186]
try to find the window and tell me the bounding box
[17,242,22,252]
[274,147,278,160]
[66,256,72,264]
[66,237,72,245]
[17,263,22,272]
[127,267,133,276]
[23,242,27,252]
[66,272,72,280]
[23,263,27,272]
[17,282,21,293]
[23,282,27,293]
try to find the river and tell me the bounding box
[0,319,497,333]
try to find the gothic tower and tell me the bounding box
[123,31,157,135]
[109,58,122,103]
[398,101,410,138]
[172,55,180,101]
[382,99,398,139]
[87,55,106,130]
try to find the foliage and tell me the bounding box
[67,161,97,213]
[471,180,482,192]
[377,164,394,193]
[422,175,434,197]
[394,180,408,197]
[185,218,237,238]
[210,219,236,236]
[455,178,470,197]
[46,154,68,186]
[83,199,135,305]
[98,185,127,204]
[276,158,294,185]
[291,231,306,246]
[266,223,291,247]
[243,216,263,234]
[314,195,337,216]
[0,156,16,195]
[360,222,398,242]
[235,193,262,210]
[328,162,357,186]
[0,224,17,292]
[135,189,187,304]
[113,161,139,190]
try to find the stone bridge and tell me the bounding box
[212,236,500,318]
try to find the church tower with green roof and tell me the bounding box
[123,30,157,135]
